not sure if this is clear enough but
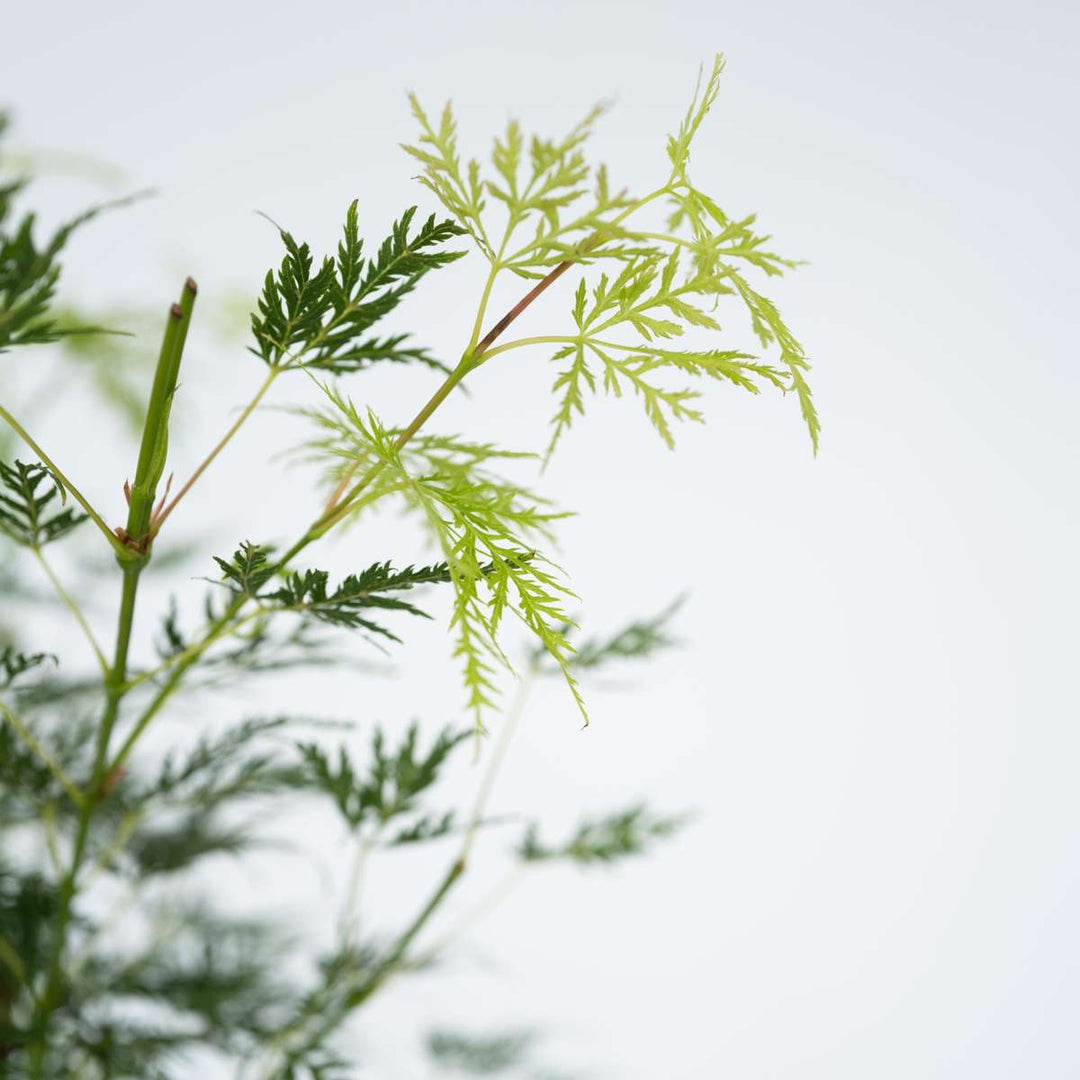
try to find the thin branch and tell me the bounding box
[150,367,279,536]
[32,548,108,675]
[340,827,381,947]
[461,669,536,860]
[412,866,524,964]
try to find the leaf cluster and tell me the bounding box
[405,55,818,455]
[405,97,637,278]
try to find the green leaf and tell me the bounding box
[666,53,725,180]
[126,816,252,877]
[0,134,145,353]
[724,265,820,452]
[313,393,583,728]
[404,98,493,259]
[545,247,804,456]
[0,459,86,546]
[519,804,683,865]
[267,560,454,642]
[564,599,683,671]
[144,717,308,812]
[405,94,636,279]
[300,723,469,831]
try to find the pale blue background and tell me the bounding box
[3,1,1078,1076]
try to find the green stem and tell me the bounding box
[413,866,524,965]
[623,229,696,249]
[349,857,465,1005]
[610,185,672,227]
[0,402,128,558]
[125,283,195,549]
[471,334,580,362]
[29,567,137,1075]
[467,261,502,354]
[479,334,690,363]
[258,854,466,1077]
[460,669,536,860]
[466,209,521,355]
[340,827,381,947]
[29,283,195,1077]
[32,547,108,675]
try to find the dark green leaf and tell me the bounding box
[268,560,454,641]
[250,201,465,373]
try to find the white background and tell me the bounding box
[3,1,1079,1076]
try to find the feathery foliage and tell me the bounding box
[312,390,583,726]
[0,53,814,1079]
[267,561,452,640]
[408,54,817,454]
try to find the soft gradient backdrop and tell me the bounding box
[4,1,1078,1076]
